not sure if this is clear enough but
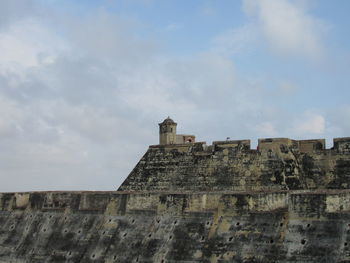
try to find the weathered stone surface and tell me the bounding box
[119,138,350,192]
[1,190,350,262]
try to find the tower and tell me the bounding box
[159,117,177,145]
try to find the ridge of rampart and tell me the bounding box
[119,136,350,192]
[149,137,350,154]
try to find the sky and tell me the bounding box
[0,0,350,192]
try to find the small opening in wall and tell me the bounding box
[268,149,273,158]
[123,233,128,237]
[78,230,81,234]
[161,260,164,263]
[108,219,112,223]
[148,234,152,238]
[64,229,68,233]
[229,237,233,242]
[301,239,306,245]
[132,219,135,224]
[174,220,177,225]
[315,142,323,151]
[113,255,117,260]
[43,228,47,232]
[280,223,283,227]
[270,239,274,244]
[92,254,95,259]
[103,231,106,235]
[68,251,72,256]
[236,222,240,226]
[206,221,210,225]
[169,235,172,240]
[307,224,310,228]
[136,257,139,262]
[201,236,205,241]
[345,242,348,247]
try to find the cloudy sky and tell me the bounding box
[0,0,349,192]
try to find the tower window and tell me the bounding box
[170,128,173,132]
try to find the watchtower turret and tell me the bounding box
[159,117,177,145]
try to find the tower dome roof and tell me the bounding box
[160,117,176,125]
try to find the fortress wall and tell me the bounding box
[0,191,291,215]
[1,191,350,262]
[258,138,297,152]
[119,139,350,192]
[213,140,251,150]
[298,139,325,152]
[334,137,350,153]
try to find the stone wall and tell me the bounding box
[1,191,350,262]
[118,138,350,192]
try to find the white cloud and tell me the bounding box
[63,10,157,66]
[327,105,350,137]
[0,10,264,191]
[255,122,277,136]
[291,112,326,135]
[0,19,68,69]
[243,0,327,60]
[211,24,257,56]
[0,0,37,28]
[0,95,23,137]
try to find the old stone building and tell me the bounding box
[159,117,195,145]
[0,118,350,262]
